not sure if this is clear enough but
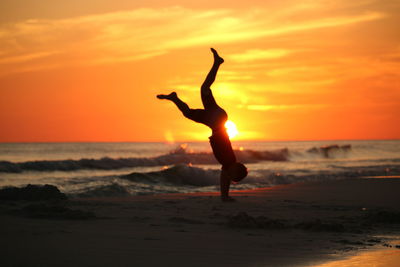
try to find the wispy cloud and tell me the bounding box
[229,49,292,62]
[241,104,328,111]
[0,51,59,64]
[0,4,387,76]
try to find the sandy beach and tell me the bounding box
[1,178,400,267]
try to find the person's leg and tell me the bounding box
[157,92,189,114]
[201,48,224,110]
[157,92,207,123]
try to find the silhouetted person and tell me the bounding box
[157,48,248,202]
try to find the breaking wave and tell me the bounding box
[121,164,220,186]
[0,144,354,173]
[4,159,399,198]
[0,146,291,173]
[71,161,398,197]
[69,164,221,197]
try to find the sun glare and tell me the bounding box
[225,120,238,139]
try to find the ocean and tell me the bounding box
[0,140,399,197]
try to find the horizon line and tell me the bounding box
[0,138,399,144]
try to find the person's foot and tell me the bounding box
[157,92,177,100]
[211,48,224,64]
[221,196,236,202]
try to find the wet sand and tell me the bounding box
[312,245,400,267]
[1,178,400,267]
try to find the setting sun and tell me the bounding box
[225,120,238,139]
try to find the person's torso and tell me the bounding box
[204,107,228,130]
[209,128,236,169]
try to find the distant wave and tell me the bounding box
[0,144,355,173]
[306,144,352,158]
[0,146,290,173]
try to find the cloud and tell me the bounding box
[242,104,328,111]
[212,70,254,81]
[229,49,292,62]
[266,66,322,77]
[0,4,387,75]
[0,51,59,64]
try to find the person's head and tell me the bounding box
[227,162,248,182]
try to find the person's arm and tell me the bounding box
[220,169,235,202]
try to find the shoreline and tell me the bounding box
[1,178,400,266]
[311,241,400,267]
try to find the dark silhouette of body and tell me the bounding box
[157,48,248,202]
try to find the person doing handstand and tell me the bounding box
[157,48,248,202]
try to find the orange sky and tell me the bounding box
[1,0,399,142]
